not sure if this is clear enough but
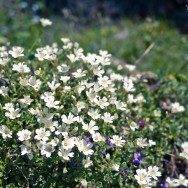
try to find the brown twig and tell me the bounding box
[134,34,162,65]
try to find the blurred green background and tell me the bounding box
[0,0,188,75]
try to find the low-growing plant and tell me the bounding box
[0,19,188,188]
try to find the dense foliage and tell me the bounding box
[0,19,188,188]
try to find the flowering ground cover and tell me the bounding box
[0,18,188,188]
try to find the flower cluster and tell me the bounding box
[0,35,186,187]
[165,174,188,187]
[135,166,161,187]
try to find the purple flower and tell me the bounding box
[85,137,90,143]
[119,169,127,178]
[160,182,169,188]
[105,139,115,147]
[133,153,142,165]
[73,132,78,137]
[138,119,146,128]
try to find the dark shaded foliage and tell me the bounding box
[44,0,188,33]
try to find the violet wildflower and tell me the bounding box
[85,137,90,143]
[160,182,169,188]
[138,119,146,128]
[133,153,142,165]
[106,139,115,147]
[73,133,78,137]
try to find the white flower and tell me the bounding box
[3,103,14,111]
[61,38,71,44]
[127,94,136,104]
[175,174,188,186]
[148,140,156,147]
[20,142,33,160]
[35,49,47,61]
[93,66,104,77]
[92,132,103,142]
[61,113,76,125]
[0,57,10,66]
[35,128,50,142]
[101,112,114,124]
[19,77,28,86]
[88,108,101,120]
[48,80,60,91]
[19,95,33,105]
[36,141,46,150]
[98,76,111,88]
[97,97,109,109]
[55,124,70,137]
[50,137,59,146]
[166,177,178,187]
[77,82,85,94]
[115,101,127,111]
[125,64,136,72]
[72,69,87,78]
[37,108,54,124]
[57,64,70,73]
[135,169,151,185]
[84,80,94,89]
[99,50,111,66]
[80,179,88,188]
[181,142,188,151]
[111,164,120,172]
[20,141,32,155]
[67,54,78,63]
[0,125,12,138]
[136,138,148,148]
[110,73,123,81]
[40,18,52,27]
[29,107,40,115]
[34,68,41,75]
[60,76,70,83]
[111,135,125,147]
[106,153,110,160]
[41,144,55,157]
[86,88,97,103]
[171,102,185,113]
[78,140,94,156]
[63,86,71,92]
[180,142,188,160]
[147,166,161,180]
[58,147,74,161]
[62,137,75,150]
[123,78,135,92]
[76,101,86,112]
[44,120,58,132]
[83,157,93,168]
[9,46,24,58]
[17,129,32,141]
[12,62,30,73]
[180,151,188,160]
[0,86,9,96]
[135,94,146,103]
[82,120,98,134]
[93,82,103,92]
[28,76,41,90]
[75,115,84,123]
[45,96,60,109]
[41,92,55,101]
[129,121,139,131]
[5,108,21,119]
[153,110,161,117]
